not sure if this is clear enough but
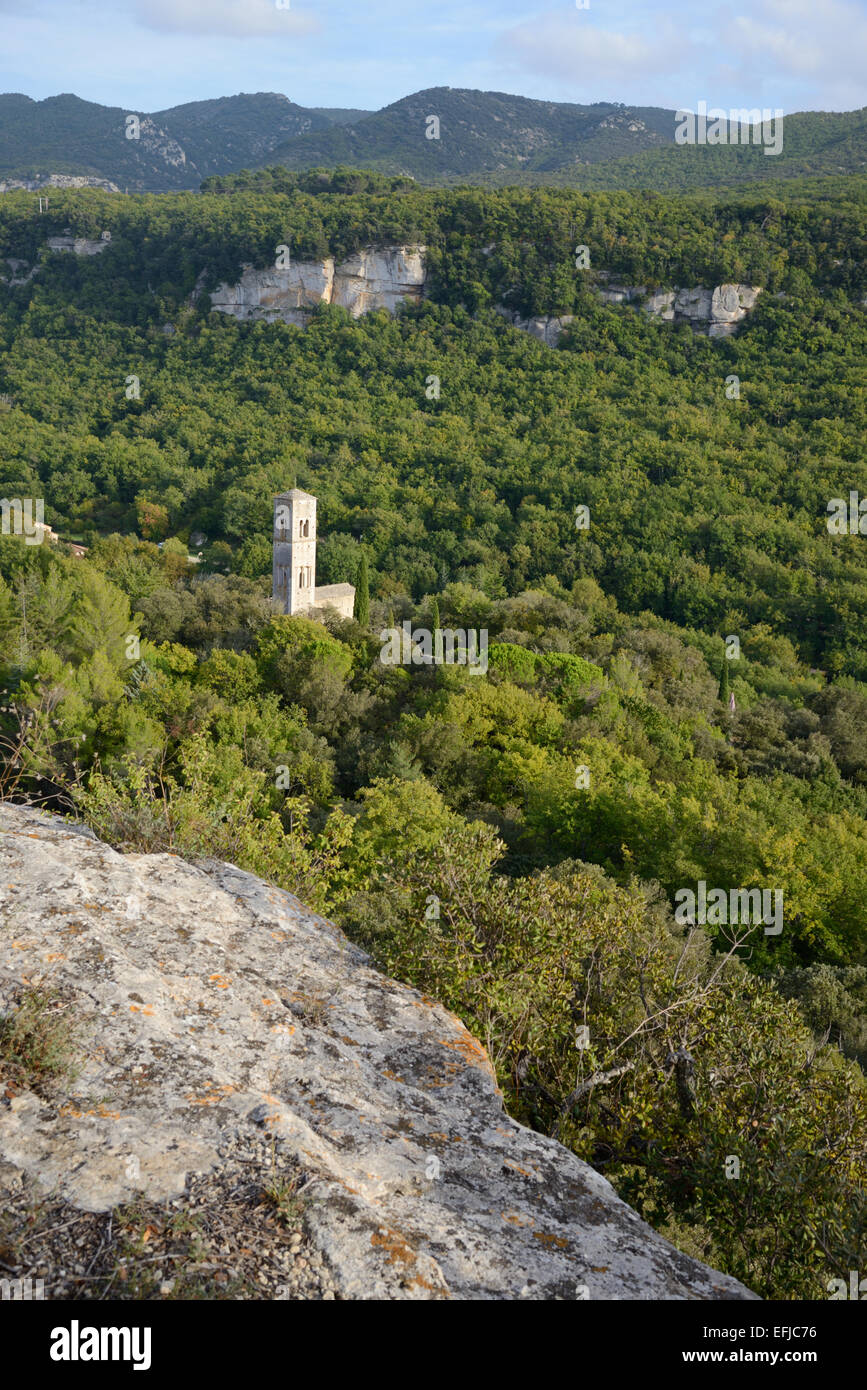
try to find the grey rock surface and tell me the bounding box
[0,804,757,1300]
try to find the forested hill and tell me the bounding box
[2,172,866,308]
[0,92,362,192]
[2,175,867,1297]
[1,87,865,192]
[266,91,867,190]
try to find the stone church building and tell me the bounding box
[272,489,355,620]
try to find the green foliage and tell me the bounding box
[339,825,867,1299]
[1,174,866,1299]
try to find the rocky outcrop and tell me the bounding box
[643,284,762,338]
[333,248,426,317]
[494,308,575,348]
[211,247,426,326]
[0,230,113,285]
[499,281,761,347]
[46,235,111,257]
[211,260,335,327]
[597,284,646,306]
[0,258,39,286]
[0,804,756,1300]
[0,174,120,194]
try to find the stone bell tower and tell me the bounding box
[272,488,317,615]
[272,488,356,620]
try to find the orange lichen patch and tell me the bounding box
[129,1004,154,1016]
[371,1227,418,1268]
[270,1023,295,1036]
[532,1232,569,1249]
[503,1160,540,1180]
[330,1176,362,1196]
[382,1069,406,1083]
[436,1030,497,1082]
[59,1103,121,1120]
[261,997,278,1007]
[270,931,289,942]
[43,952,65,961]
[502,1210,533,1227]
[339,1035,358,1046]
[590,1265,609,1273]
[185,1082,235,1107]
[208,974,231,989]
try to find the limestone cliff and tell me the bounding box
[210,247,426,326]
[0,804,757,1300]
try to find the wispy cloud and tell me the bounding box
[133,0,318,39]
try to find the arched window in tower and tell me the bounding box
[300,518,310,538]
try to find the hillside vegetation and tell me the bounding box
[1,177,866,1297]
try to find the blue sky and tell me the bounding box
[1,0,865,114]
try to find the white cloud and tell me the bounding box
[134,0,318,39]
[497,0,867,111]
[497,12,691,89]
[728,0,867,102]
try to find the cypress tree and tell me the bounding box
[719,651,730,705]
[355,549,370,628]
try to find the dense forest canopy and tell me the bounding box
[1,174,866,1298]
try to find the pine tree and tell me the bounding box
[355,549,370,628]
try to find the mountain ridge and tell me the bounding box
[1,87,864,193]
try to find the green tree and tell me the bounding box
[355,549,370,628]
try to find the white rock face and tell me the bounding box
[210,260,336,325]
[332,247,426,317]
[0,805,757,1301]
[644,283,762,336]
[672,286,714,323]
[644,290,676,320]
[211,247,426,327]
[707,283,762,337]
